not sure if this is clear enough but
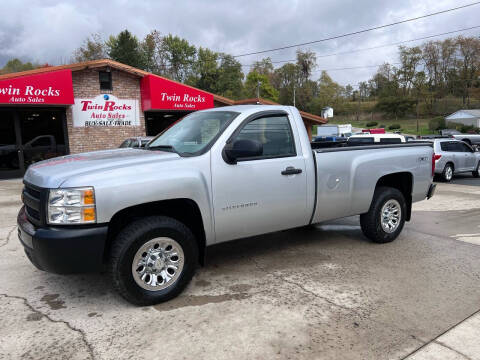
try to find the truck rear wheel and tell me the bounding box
[109,216,198,306]
[360,186,406,243]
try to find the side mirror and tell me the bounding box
[223,139,263,164]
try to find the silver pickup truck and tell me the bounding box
[440,129,480,147]
[18,105,436,305]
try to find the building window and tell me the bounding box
[99,71,112,90]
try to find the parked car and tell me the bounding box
[432,138,480,181]
[0,135,65,168]
[119,136,154,148]
[18,105,435,305]
[440,129,480,147]
[347,133,406,145]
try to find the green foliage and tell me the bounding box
[244,71,279,102]
[160,34,196,82]
[73,34,106,62]
[106,30,144,68]
[366,121,378,127]
[188,47,218,93]
[65,30,480,121]
[379,124,386,129]
[428,117,446,131]
[216,54,244,99]
[0,58,36,74]
[388,124,401,130]
[375,97,415,119]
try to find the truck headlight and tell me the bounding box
[47,187,96,224]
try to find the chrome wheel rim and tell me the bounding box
[131,237,184,291]
[445,166,453,180]
[380,199,401,233]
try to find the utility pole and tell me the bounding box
[293,85,296,107]
[256,81,261,99]
[416,100,419,133]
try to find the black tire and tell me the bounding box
[360,186,406,243]
[441,163,454,182]
[473,162,479,178]
[109,216,198,306]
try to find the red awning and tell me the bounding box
[141,74,214,112]
[0,69,74,105]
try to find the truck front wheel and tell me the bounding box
[109,216,198,306]
[360,187,406,243]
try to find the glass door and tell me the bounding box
[19,109,67,171]
[0,110,23,179]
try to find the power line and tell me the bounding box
[313,62,401,73]
[232,2,480,57]
[241,25,480,67]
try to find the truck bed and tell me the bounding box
[310,142,434,224]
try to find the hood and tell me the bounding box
[24,148,180,188]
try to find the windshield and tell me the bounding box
[147,111,238,155]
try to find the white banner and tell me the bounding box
[72,94,140,127]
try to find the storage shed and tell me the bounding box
[445,109,480,127]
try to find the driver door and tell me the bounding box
[211,112,309,243]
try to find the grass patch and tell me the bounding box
[325,117,434,135]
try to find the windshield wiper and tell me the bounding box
[145,145,177,153]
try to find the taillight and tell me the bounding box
[432,154,440,176]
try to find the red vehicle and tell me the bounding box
[362,128,386,134]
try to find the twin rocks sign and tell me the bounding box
[0,69,74,105]
[141,75,214,111]
[72,94,140,127]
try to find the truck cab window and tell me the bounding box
[236,115,296,158]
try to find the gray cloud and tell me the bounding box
[0,0,479,85]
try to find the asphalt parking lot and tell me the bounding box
[1,176,480,360]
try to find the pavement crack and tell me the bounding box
[433,340,473,360]
[0,226,16,248]
[0,293,96,360]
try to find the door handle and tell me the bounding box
[281,166,302,175]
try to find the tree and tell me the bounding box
[189,47,219,93]
[272,63,300,106]
[160,34,196,82]
[398,46,422,94]
[251,58,274,78]
[369,63,399,98]
[106,30,145,68]
[455,36,480,106]
[296,49,316,82]
[422,41,441,90]
[244,71,278,101]
[317,71,344,106]
[375,96,415,120]
[141,31,159,73]
[344,84,354,100]
[0,59,36,74]
[216,54,244,99]
[73,34,106,62]
[358,81,369,101]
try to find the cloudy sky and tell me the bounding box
[1,0,479,86]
